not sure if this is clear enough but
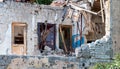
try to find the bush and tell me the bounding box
[94,54,120,69]
[36,0,53,5]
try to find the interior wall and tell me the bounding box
[86,15,105,41]
[86,0,105,42]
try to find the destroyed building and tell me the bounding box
[0,0,119,69]
[0,0,106,55]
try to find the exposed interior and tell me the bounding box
[37,23,56,52]
[59,25,72,53]
[14,26,24,44]
[36,0,106,54]
[86,0,105,43]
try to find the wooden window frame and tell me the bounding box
[12,22,27,55]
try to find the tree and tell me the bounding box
[94,54,120,69]
[36,0,53,5]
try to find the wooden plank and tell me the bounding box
[70,26,72,51]
[69,3,98,15]
[59,25,68,53]
[62,25,73,52]
[100,0,105,23]
[12,46,24,55]
[24,26,27,55]
[12,22,26,26]
[102,0,105,10]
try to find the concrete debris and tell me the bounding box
[44,46,52,51]
[50,0,66,7]
[40,46,65,56]
[41,46,52,55]
[75,44,91,58]
[55,49,64,55]
[55,0,65,3]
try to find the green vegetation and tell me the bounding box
[36,0,53,5]
[94,54,120,69]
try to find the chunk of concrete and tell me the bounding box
[75,44,91,58]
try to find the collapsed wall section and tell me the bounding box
[75,0,113,65]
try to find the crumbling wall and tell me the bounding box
[0,1,69,55]
[75,0,113,66]
[0,55,90,69]
[111,0,120,54]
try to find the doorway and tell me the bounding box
[12,23,27,55]
[37,23,56,52]
[59,25,72,53]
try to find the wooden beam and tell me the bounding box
[12,22,27,26]
[100,0,105,23]
[102,0,105,9]
[59,25,68,53]
[69,3,98,15]
[97,8,104,14]
[102,0,105,22]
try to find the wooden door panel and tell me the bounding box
[12,46,24,55]
[12,23,27,55]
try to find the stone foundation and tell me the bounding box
[0,55,90,69]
